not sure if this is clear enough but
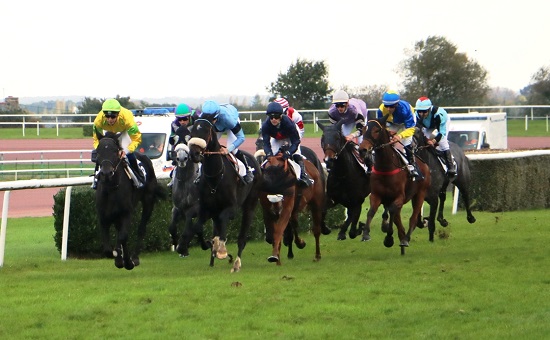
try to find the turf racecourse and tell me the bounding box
[0,210,548,339]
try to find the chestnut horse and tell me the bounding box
[359,116,431,255]
[259,153,325,265]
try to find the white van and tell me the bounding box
[447,112,507,150]
[133,114,175,179]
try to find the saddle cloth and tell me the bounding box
[227,153,249,177]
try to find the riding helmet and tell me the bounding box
[415,97,433,111]
[332,90,349,103]
[175,103,191,117]
[382,91,400,106]
[102,98,121,112]
[266,102,283,115]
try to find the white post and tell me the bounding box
[525,115,528,131]
[452,186,459,215]
[61,186,72,261]
[547,115,548,132]
[22,116,26,137]
[56,117,59,136]
[313,112,318,132]
[0,191,10,267]
[37,121,40,136]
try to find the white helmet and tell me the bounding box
[332,90,349,103]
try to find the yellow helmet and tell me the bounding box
[102,98,121,112]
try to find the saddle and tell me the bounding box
[434,150,457,174]
[226,153,249,177]
[350,145,370,173]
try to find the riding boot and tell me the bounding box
[293,155,314,187]
[444,149,457,178]
[91,163,99,190]
[235,150,254,184]
[126,153,145,188]
[167,169,174,187]
[405,146,423,181]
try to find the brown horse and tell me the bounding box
[259,153,325,265]
[359,116,431,255]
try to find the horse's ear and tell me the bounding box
[380,114,390,126]
[316,121,325,131]
[335,119,345,131]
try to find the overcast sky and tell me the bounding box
[2,0,549,101]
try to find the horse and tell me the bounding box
[253,130,329,255]
[317,120,371,241]
[95,131,167,269]
[259,152,325,265]
[167,143,209,255]
[413,129,476,241]
[359,116,431,255]
[185,118,262,272]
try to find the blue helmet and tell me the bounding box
[415,97,432,111]
[201,100,221,118]
[266,102,283,115]
[382,91,400,106]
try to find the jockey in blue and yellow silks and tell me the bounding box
[376,90,422,180]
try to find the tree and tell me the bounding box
[267,58,331,109]
[350,84,388,110]
[399,36,489,106]
[521,65,550,105]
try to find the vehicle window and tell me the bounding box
[137,133,166,159]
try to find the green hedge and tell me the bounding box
[82,125,93,137]
[53,179,346,258]
[240,121,261,135]
[468,154,550,211]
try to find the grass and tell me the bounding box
[0,209,549,339]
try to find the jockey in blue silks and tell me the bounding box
[200,100,253,183]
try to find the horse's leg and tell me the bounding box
[117,215,134,270]
[437,184,449,227]
[180,212,208,258]
[168,206,181,248]
[383,209,395,248]
[405,192,427,247]
[456,181,477,224]
[363,196,381,242]
[381,208,390,233]
[309,197,324,262]
[427,201,438,242]
[347,205,363,240]
[283,224,295,260]
[268,199,293,265]
[336,210,352,241]
[232,199,258,273]
[99,217,114,259]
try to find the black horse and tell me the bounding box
[185,118,262,272]
[95,131,166,270]
[318,120,371,240]
[414,129,476,241]
[167,143,208,255]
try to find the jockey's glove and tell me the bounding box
[282,151,291,160]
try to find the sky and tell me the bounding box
[2,0,549,103]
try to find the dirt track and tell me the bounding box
[1,136,549,218]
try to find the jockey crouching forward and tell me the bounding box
[92,98,145,189]
[261,102,313,187]
[199,100,254,184]
[377,91,423,181]
[415,96,457,178]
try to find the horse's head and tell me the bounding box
[173,143,191,168]
[96,132,124,184]
[188,118,217,163]
[261,153,295,195]
[359,116,391,159]
[317,120,345,169]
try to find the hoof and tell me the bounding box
[349,231,358,239]
[267,255,279,263]
[296,241,306,249]
[361,235,371,242]
[383,236,394,248]
[438,218,449,227]
[321,225,332,235]
[400,240,409,247]
[337,233,347,241]
[467,216,476,224]
[124,260,135,270]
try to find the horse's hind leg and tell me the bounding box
[437,187,449,227]
[168,206,181,248]
[347,205,363,240]
[457,183,476,224]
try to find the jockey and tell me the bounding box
[261,102,314,187]
[328,90,367,144]
[167,103,194,187]
[415,97,457,177]
[92,98,144,189]
[200,100,253,184]
[274,96,305,138]
[377,90,423,181]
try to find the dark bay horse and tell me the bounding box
[359,116,431,255]
[259,153,325,265]
[186,118,261,272]
[318,120,370,240]
[95,131,166,269]
[167,143,208,255]
[414,129,476,241]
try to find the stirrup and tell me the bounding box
[242,172,254,184]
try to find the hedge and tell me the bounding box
[53,179,346,258]
[468,153,550,211]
